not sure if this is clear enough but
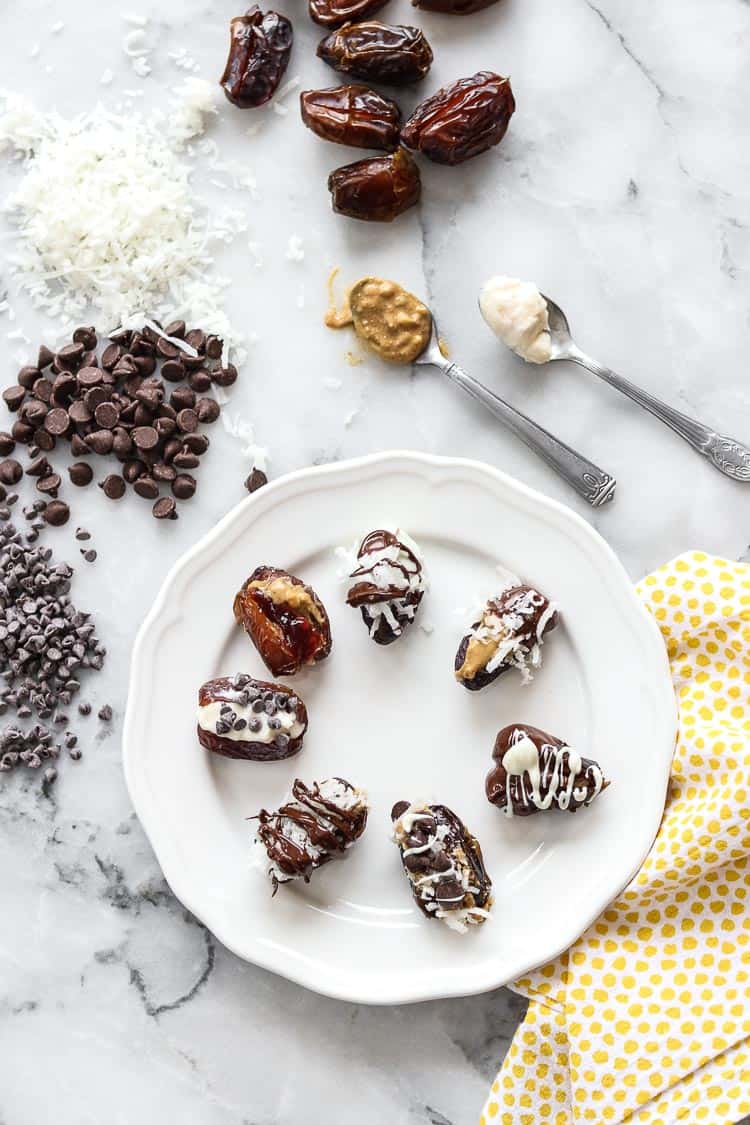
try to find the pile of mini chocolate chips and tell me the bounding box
[0,520,107,782]
[1,321,234,524]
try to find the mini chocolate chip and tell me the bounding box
[156,337,180,359]
[98,704,113,721]
[205,335,223,359]
[44,408,70,436]
[196,397,220,424]
[185,329,206,352]
[153,496,177,520]
[77,366,103,389]
[0,433,15,456]
[151,462,176,482]
[81,549,97,562]
[163,320,186,339]
[26,456,51,477]
[11,421,35,444]
[169,387,196,411]
[100,474,126,500]
[43,500,70,526]
[0,459,23,485]
[78,701,92,716]
[52,372,78,403]
[73,326,97,349]
[21,400,48,426]
[188,369,212,393]
[245,469,267,493]
[35,429,56,453]
[69,462,94,487]
[212,365,238,387]
[69,434,89,456]
[172,451,199,470]
[84,386,109,411]
[162,437,182,463]
[160,359,185,383]
[183,433,209,454]
[75,526,91,540]
[122,460,146,484]
[112,429,133,459]
[134,477,159,499]
[132,426,159,451]
[3,386,26,412]
[154,417,176,439]
[172,473,196,500]
[56,342,85,367]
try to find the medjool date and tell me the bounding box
[309,0,389,29]
[328,148,421,221]
[197,675,309,761]
[454,583,558,690]
[300,85,401,150]
[401,71,515,165]
[233,565,332,675]
[220,6,294,108]
[317,21,433,86]
[344,527,427,641]
[486,724,609,817]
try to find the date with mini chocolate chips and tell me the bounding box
[197,674,308,761]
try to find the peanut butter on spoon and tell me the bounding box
[348,277,432,364]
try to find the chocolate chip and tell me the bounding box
[185,329,206,353]
[163,320,186,339]
[26,456,51,478]
[83,387,109,412]
[69,433,89,456]
[68,400,92,426]
[112,429,133,459]
[172,473,196,500]
[184,433,209,454]
[100,474,126,500]
[0,433,15,456]
[213,365,237,387]
[18,365,41,389]
[0,459,23,485]
[169,387,196,411]
[196,397,220,424]
[77,366,103,389]
[122,459,146,484]
[75,526,91,540]
[11,421,35,444]
[156,337,180,359]
[3,386,26,412]
[175,408,197,434]
[43,500,70,526]
[56,342,85,367]
[69,462,94,487]
[188,369,212,393]
[153,496,177,520]
[151,462,176,482]
[32,378,53,403]
[22,400,48,427]
[81,549,97,563]
[132,425,158,451]
[245,469,267,493]
[205,335,223,359]
[134,477,159,500]
[160,359,185,383]
[52,372,78,403]
[172,451,199,470]
[35,429,56,453]
[44,408,70,436]
[37,345,54,369]
[73,326,97,349]
[37,474,61,497]
[86,429,114,456]
[98,704,113,722]
[94,402,119,429]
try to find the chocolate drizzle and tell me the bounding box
[391,801,492,932]
[256,777,369,892]
[345,527,426,644]
[486,724,609,817]
[454,583,558,691]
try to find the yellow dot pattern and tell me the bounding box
[480,553,750,1125]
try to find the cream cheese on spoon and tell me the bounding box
[479,276,552,364]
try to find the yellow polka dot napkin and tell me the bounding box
[480,552,750,1125]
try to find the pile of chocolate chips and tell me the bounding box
[0,520,106,780]
[1,322,235,523]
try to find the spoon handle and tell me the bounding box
[570,348,750,482]
[440,359,616,506]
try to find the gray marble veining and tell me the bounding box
[1,0,749,1121]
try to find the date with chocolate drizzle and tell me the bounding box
[343,527,426,643]
[197,675,308,761]
[391,801,492,932]
[487,724,609,817]
[455,583,558,691]
[233,565,332,676]
[255,777,369,892]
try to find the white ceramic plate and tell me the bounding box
[123,451,676,1005]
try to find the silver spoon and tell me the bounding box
[414,318,616,507]
[541,295,750,482]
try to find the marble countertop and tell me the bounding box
[1,0,749,1122]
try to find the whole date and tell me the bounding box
[401,71,515,165]
[220,6,294,108]
[328,148,421,221]
[300,85,401,150]
[309,0,389,29]
[317,21,433,86]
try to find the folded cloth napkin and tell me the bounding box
[480,552,750,1125]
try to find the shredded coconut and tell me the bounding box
[285,235,304,262]
[0,82,246,360]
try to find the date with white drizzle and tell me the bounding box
[391,801,493,933]
[486,724,609,817]
[254,777,369,893]
[454,584,558,690]
[341,527,427,644]
[197,675,308,761]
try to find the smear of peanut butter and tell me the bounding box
[324,267,353,330]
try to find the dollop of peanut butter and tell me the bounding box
[324,266,353,330]
[250,575,324,625]
[456,634,500,681]
[348,277,432,365]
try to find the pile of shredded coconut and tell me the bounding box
[0,80,246,359]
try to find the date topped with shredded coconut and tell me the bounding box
[337,526,427,645]
[0,81,244,358]
[454,583,559,690]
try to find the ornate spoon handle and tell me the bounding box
[440,359,616,507]
[569,348,750,482]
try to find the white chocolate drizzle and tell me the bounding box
[469,586,555,683]
[338,526,427,639]
[500,728,604,818]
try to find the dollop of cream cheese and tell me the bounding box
[479,276,552,364]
